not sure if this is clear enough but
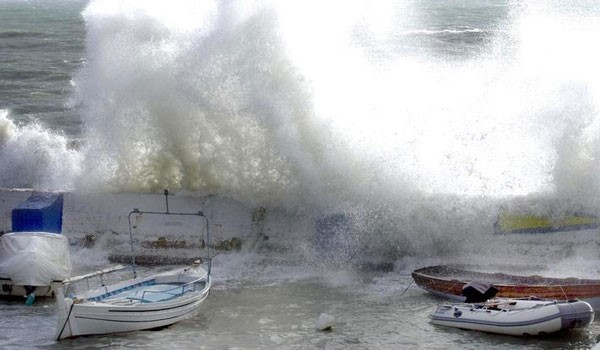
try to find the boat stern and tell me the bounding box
[557,300,594,329]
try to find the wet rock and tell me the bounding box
[70,233,98,248]
[211,237,242,251]
[82,234,96,248]
[142,237,188,249]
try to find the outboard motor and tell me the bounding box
[462,281,499,303]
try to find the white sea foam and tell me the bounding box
[0,110,16,145]
[0,110,82,191]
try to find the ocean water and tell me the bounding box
[2,0,600,349]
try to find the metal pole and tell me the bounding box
[164,189,169,213]
[127,209,139,278]
[126,190,211,281]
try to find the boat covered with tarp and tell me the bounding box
[0,192,71,302]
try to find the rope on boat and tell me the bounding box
[558,285,569,301]
[400,280,414,297]
[56,301,75,341]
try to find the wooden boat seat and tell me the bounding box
[125,284,187,303]
[100,283,188,303]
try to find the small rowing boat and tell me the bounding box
[53,190,213,340]
[54,263,210,340]
[412,265,600,311]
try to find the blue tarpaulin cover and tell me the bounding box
[11,192,63,233]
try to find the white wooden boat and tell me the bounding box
[430,297,594,337]
[54,190,213,340]
[54,263,210,339]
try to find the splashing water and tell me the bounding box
[4,5,600,349]
[0,110,82,190]
[1,1,600,263]
[66,1,600,205]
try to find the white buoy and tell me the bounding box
[316,313,335,331]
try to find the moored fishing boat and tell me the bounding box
[412,265,600,311]
[431,297,594,337]
[53,190,213,340]
[54,262,210,340]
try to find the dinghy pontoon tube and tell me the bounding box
[430,281,594,336]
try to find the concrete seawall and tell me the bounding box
[1,189,272,261]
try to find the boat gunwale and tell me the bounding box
[412,265,600,287]
[72,268,209,304]
[73,283,211,311]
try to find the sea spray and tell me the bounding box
[2,1,600,267]
[71,1,599,203]
[74,1,305,203]
[0,110,16,145]
[0,110,82,190]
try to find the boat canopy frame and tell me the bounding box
[127,189,212,282]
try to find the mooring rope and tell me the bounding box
[56,301,75,341]
[400,280,414,297]
[558,285,569,300]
